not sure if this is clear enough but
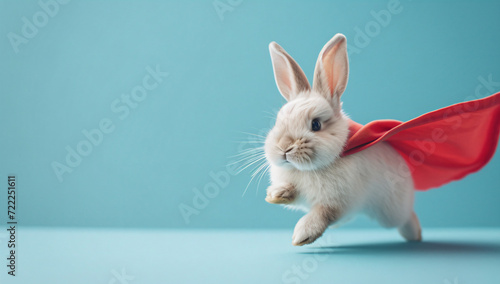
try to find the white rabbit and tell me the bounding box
[264,34,421,246]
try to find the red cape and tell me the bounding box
[342,92,500,190]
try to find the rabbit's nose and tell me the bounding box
[278,136,294,149]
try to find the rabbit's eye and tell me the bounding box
[311,118,321,132]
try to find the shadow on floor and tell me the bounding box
[299,241,500,256]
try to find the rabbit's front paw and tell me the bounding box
[265,183,296,204]
[292,213,327,246]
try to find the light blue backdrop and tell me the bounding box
[0,0,499,229]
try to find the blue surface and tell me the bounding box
[0,1,499,230]
[0,228,499,283]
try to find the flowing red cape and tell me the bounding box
[341,92,500,190]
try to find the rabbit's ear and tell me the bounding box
[269,42,310,101]
[313,34,349,107]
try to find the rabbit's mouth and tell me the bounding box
[281,148,317,170]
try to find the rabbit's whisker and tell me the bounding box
[256,164,271,196]
[242,160,268,197]
[236,156,267,174]
[228,147,264,159]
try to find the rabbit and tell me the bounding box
[264,33,422,246]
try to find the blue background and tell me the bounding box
[1,0,499,230]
